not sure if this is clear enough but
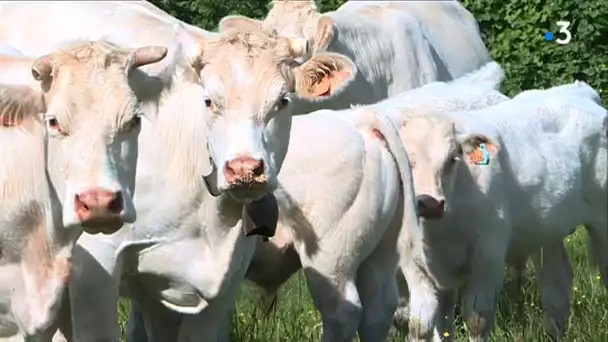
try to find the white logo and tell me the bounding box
[556,21,572,45]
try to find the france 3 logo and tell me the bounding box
[544,21,572,45]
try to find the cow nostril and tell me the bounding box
[75,195,89,211]
[108,192,123,214]
[252,160,265,176]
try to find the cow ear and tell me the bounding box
[219,15,263,34]
[313,15,335,51]
[0,84,45,132]
[458,133,500,165]
[293,52,356,101]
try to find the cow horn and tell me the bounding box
[31,56,52,81]
[128,45,169,69]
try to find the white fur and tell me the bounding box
[0,54,71,337]
[264,0,493,114]
[0,2,278,341]
[0,44,21,56]
[398,82,608,340]
[203,69,510,342]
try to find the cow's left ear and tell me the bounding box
[219,15,263,34]
[458,133,500,165]
[293,52,356,101]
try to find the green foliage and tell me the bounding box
[150,0,607,100]
[461,0,608,98]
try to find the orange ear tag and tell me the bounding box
[467,143,491,165]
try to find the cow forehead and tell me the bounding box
[45,41,138,124]
[49,68,136,124]
[265,2,317,36]
[403,117,456,158]
[268,0,317,16]
[203,34,294,108]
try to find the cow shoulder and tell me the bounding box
[0,84,45,129]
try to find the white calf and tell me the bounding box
[399,81,607,341]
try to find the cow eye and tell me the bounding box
[204,98,216,111]
[45,116,64,134]
[276,96,290,110]
[124,115,142,132]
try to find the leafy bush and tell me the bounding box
[461,0,607,98]
[151,0,607,100]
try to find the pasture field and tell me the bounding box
[117,227,608,341]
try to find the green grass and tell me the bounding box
[118,228,608,341]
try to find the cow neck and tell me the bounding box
[198,190,244,242]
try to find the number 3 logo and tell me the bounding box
[556,21,572,45]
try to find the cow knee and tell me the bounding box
[465,311,489,336]
[408,316,435,340]
[392,301,410,334]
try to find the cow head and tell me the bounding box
[219,0,334,57]
[2,40,168,234]
[174,28,356,202]
[400,115,500,219]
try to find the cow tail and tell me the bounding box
[373,112,424,262]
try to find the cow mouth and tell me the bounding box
[418,209,445,220]
[81,219,124,235]
[227,183,269,202]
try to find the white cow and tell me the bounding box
[0,39,168,339]
[0,4,365,341]
[397,81,607,341]
[125,61,509,342]
[219,0,492,114]
[0,44,21,56]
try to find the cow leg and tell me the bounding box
[400,261,441,341]
[356,230,399,341]
[125,300,148,342]
[23,283,72,342]
[68,240,121,341]
[175,261,246,342]
[215,306,232,342]
[392,270,410,335]
[585,218,608,288]
[125,281,182,342]
[125,298,182,342]
[301,264,362,342]
[460,258,505,342]
[176,292,239,342]
[435,288,456,341]
[38,288,72,342]
[532,241,573,340]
